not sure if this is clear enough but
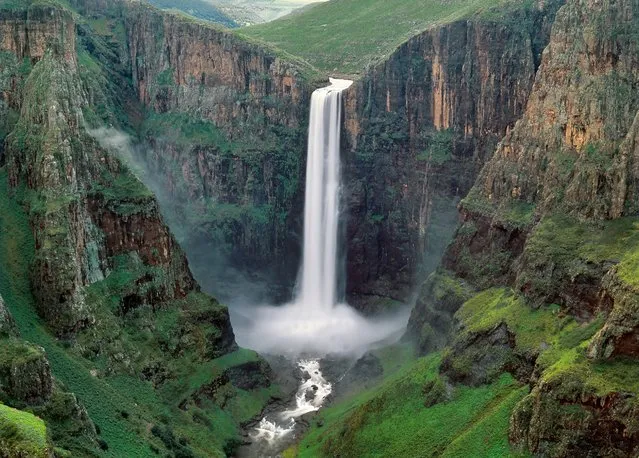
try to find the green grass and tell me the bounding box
[525,215,639,288]
[456,289,567,352]
[440,386,530,458]
[461,187,536,229]
[240,0,524,76]
[453,286,636,400]
[0,403,49,457]
[295,353,527,457]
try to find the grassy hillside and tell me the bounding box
[0,404,49,457]
[285,277,639,457]
[240,0,519,76]
[0,168,272,457]
[289,353,529,457]
[147,0,238,27]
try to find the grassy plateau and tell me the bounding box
[240,0,523,76]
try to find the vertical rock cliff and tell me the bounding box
[124,3,314,299]
[408,0,639,455]
[340,0,563,309]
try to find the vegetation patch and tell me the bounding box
[294,353,527,457]
[0,403,49,457]
[517,214,639,308]
[461,187,535,229]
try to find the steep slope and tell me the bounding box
[0,1,275,455]
[404,0,639,455]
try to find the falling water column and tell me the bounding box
[297,78,353,310]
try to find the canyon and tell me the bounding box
[0,0,638,456]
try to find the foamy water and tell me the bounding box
[251,360,332,445]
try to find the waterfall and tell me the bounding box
[231,77,409,358]
[297,78,353,309]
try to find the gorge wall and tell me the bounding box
[407,0,639,454]
[340,0,563,309]
[0,2,274,455]
[118,0,564,309]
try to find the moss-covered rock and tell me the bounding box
[0,338,52,405]
[589,268,639,359]
[511,355,639,456]
[0,296,16,338]
[405,269,474,353]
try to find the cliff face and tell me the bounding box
[0,4,273,455]
[340,1,563,308]
[126,4,307,127]
[1,5,201,337]
[408,0,639,455]
[469,0,639,220]
[124,4,312,298]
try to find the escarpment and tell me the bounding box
[0,2,274,455]
[340,0,563,309]
[407,0,639,455]
[122,4,313,299]
[120,0,565,308]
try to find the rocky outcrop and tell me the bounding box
[405,270,474,353]
[439,0,639,342]
[340,1,563,307]
[510,374,639,457]
[126,3,309,127]
[446,0,639,288]
[0,340,52,405]
[588,269,639,359]
[0,296,17,337]
[0,3,76,65]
